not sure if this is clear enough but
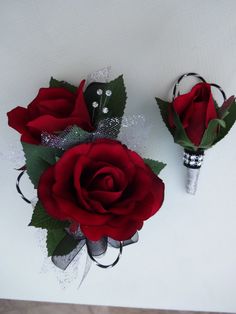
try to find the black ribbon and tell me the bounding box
[51,230,138,270]
[16,170,31,204]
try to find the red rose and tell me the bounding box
[169,82,217,146]
[7,80,93,144]
[38,139,164,241]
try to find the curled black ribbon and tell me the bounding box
[16,170,31,204]
[172,72,226,102]
[87,240,123,269]
[51,229,138,270]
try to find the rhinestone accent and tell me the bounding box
[97,89,103,95]
[102,107,109,114]
[183,151,204,169]
[92,101,99,108]
[105,90,112,96]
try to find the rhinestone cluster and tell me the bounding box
[91,89,112,115]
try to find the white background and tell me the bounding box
[0,0,236,312]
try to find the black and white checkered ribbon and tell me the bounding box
[183,150,204,169]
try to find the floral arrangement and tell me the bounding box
[8,71,165,270]
[156,72,236,194]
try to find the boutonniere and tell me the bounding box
[156,72,236,194]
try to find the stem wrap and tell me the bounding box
[183,149,204,195]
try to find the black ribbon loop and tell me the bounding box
[87,241,123,269]
[16,170,31,204]
[173,72,227,103]
[52,229,139,270]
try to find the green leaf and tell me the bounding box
[22,142,61,188]
[49,77,77,94]
[155,98,174,136]
[52,233,79,256]
[214,96,236,145]
[84,81,105,124]
[213,99,220,113]
[199,119,225,149]
[47,229,67,257]
[84,75,127,138]
[143,158,166,175]
[29,201,69,230]
[217,96,234,119]
[101,75,126,119]
[172,108,197,151]
[155,98,196,151]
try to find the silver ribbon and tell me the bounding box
[85,66,111,87]
[41,114,148,154]
[186,168,200,195]
[183,150,204,195]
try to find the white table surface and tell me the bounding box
[0,0,236,312]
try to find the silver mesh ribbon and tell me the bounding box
[183,150,204,195]
[85,66,111,87]
[41,114,148,154]
[41,118,122,150]
[41,126,92,150]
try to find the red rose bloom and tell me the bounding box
[7,80,93,144]
[169,82,218,146]
[38,139,164,241]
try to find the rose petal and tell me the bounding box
[28,88,75,119]
[54,196,111,225]
[108,199,135,215]
[26,115,92,134]
[149,175,165,216]
[54,147,91,210]
[37,99,73,117]
[73,155,97,210]
[81,220,143,241]
[121,166,154,202]
[38,167,66,220]
[7,106,30,134]
[89,190,123,205]
[88,166,127,191]
[21,133,39,144]
[110,172,164,219]
[72,80,93,130]
[88,140,136,179]
[186,101,208,145]
[127,149,148,170]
